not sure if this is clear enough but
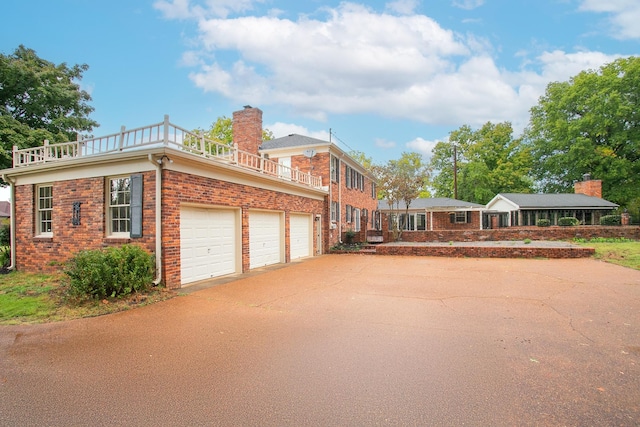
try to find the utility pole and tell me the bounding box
[453,144,458,199]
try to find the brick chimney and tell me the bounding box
[232,105,263,155]
[574,173,602,198]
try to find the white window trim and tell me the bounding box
[36,184,53,237]
[107,176,132,238]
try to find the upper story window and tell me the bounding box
[345,165,364,191]
[331,155,340,182]
[108,177,131,236]
[36,184,53,236]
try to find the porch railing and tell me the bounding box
[12,115,323,189]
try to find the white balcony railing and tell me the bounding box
[12,115,323,189]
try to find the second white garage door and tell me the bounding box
[180,207,237,286]
[249,210,283,269]
[290,214,312,260]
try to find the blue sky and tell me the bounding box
[1,0,639,201]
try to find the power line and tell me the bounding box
[329,128,358,154]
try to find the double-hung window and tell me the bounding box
[108,174,144,238]
[36,184,53,236]
[109,177,131,236]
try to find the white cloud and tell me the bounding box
[579,0,640,39]
[452,0,484,11]
[154,0,260,19]
[406,137,440,160]
[385,0,418,15]
[163,1,626,136]
[267,122,330,141]
[375,138,397,149]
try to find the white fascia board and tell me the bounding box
[486,194,519,211]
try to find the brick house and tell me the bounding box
[1,106,374,288]
[377,198,485,240]
[257,124,378,247]
[485,176,619,227]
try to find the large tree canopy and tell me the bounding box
[429,122,533,204]
[525,56,640,208]
[0,45,98,170]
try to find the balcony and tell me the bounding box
[12,115,323,190]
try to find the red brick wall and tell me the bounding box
[232,106,263,155]
[161,170,324,288]
[381,225,639,243]
[373,244,594,259]
[14,173,156,272]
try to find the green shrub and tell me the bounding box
[536,218,551,227]
[558,217,580,226]
[0,246,10,269]
[0,224,9,247]
[600,215,622,226]
[65,245,155,299]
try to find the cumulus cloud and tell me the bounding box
[452,0,484,11]
[267,122,330,141]
[158,1,626,135]
[406,137,440,160]
[375,138,397,149]
[579,0,640,40]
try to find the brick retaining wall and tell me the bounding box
[373,245,595,259]
[380,226,640,243]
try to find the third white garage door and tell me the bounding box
[290,213,312,260]
[249,210,282,269]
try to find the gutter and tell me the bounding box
[1,174,16,271]
[147,154,163,285]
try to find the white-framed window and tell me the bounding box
[451,211,470,224]
[346,204,352,223]
[371,182,377,199]
[36,184,53,236]
[390,212,426,231]
[278,157,292,180]
[353,208,361,231]
[331,155,340,182]
[331,201,339,222]
[108,176,131,236]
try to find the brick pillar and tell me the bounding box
[232,105,263,155]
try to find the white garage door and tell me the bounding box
[180,207,236,285]
[250,211,282,269]
[290,214,312,260]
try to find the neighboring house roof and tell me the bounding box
[260,134,329,150]
[0,201,10,218]
[489,193,618,210]
[378,197,484,211]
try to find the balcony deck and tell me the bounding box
[12,115,324,190]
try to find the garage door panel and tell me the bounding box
[290,214,311,260]
[181,207,237,285]
[250,211,282,269]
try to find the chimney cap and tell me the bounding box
[243,105,253,109]
[583,173,591,181]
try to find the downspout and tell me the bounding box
[1,174,16,271]
[147,154,162,285]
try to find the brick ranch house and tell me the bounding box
[1,106,376,289]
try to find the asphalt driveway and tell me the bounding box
[1,255,640,426]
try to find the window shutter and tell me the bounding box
[130,173,143,238]
[450,213,455,223]
[467,211,471,223]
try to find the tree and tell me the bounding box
[429,122,533,204]
[0,45,98,171]
[525,56,640,208]
[372,152,429,241]
[195,115,273,146]
[348,150,373,170]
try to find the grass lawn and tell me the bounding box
[0,271,174,325]
[573,238,640,270]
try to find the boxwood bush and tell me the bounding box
[600,214,621,226]
[536,218,551,227]
[65,245,155,299]
[558,217,580,226]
